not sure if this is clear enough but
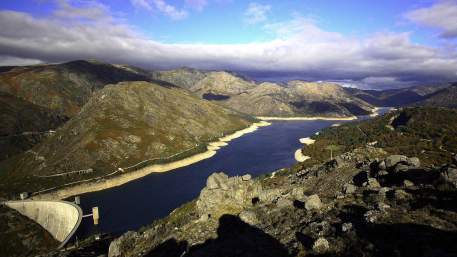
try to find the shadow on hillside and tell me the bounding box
[336,204,457,257]
[145,214,291,257]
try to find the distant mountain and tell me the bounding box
[154,69,373,117]
[0,81,252,196]
[0,92,67,161]
[413,84,457,108]
[0,60,153,117]
[347,84,449,107]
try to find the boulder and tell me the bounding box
[239,210,259,225]
[407,157,421,168]
[342,183,357,194]
[394,164,410,173]
[108,231,139,257]
[341,222,353,232]
[276,197,293,209]
[305,194,322,211]
[377,160,387,171]
[197,172,263,218]
[385,155,408,169]
[312,237,330,254]
[440,167,457,188]
[242,174,252,181]
[367,178,381,189]
[403,180,415,187]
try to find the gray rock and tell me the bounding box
[367,178,381,189]
[385,155,408,169]
[342,183,356,194]
[394,164,410,173]
[291,187,305,200]
[242,174,252,181]
[441,167,457,188]
[305,194,322,211]
[341,222,353,232]
[394,189,412,201]
[239,210,259,225]
[407,157,421,168]
[206,172,229,189]
[312,237,330,254]
[377,160,387,171]
[403,179,414,187]
[276,198,293,209]
[108,231,139,257]
[364,210,380,223]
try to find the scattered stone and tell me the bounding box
[394,164,410,173]
[342,183,357,194]
[377,202,391,212]
[312,237,330,254]
[364,210,380,223]
[242,174,252,181]
[394,189,412,201]
[108,231,139,257]
[407,157,421,168]
[308,221,331,237]
[239,210,259,225]
[341,222,353,232]
[403,180,415,187]
[367,178,381,189]
[385,155,408,169]
[305,194,322,211]
[378,160,387,171]
[276,198,293,209]
[440,167,457,188]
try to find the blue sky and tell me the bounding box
[0,0,456,88]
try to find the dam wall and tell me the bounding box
[4,200,82,247]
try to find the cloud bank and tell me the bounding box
[0,0,457,89]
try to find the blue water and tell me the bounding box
[75,108,391,238]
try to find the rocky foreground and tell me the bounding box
[104,147,457,257]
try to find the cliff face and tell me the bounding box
[154,69,374,117]
[0,81,252,197]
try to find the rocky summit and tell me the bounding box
[105,147,457,257]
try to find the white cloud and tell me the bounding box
[152,0,188,20]
[130,0,188,20]
[405,0,457,38]
[1,2,457,89]
[130,0,153,11]
[185,0,208,11]
[244,2,271,25]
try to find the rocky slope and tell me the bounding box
[0,60,153,117]
[347,84,449,107]
[413,84,457,108]
[0,81,253,197]
[38,106,453,257]
[0,92,68,161]
[154,69,374,117]
[105,147,457,257]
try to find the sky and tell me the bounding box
[0,0,457,89]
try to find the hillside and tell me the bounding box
[0,60,153,117]
[347,84,449,107]
[154,69,374,117]
[413,84,457,108]
[0,92,68,161]
[297,107,457,169]
[98,107,457,257]
[0,81,253,198]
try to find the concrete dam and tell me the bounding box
[4,200,82,247]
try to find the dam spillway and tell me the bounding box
[4,200,82,247]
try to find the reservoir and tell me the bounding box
[76,110,389,238]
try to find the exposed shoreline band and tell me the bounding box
[32,121,271,200]
[257,116,357,121]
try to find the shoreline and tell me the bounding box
[257,116,357,121]
[295,137,315,162]
[32,121,271,200]
[369,107,380,117]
